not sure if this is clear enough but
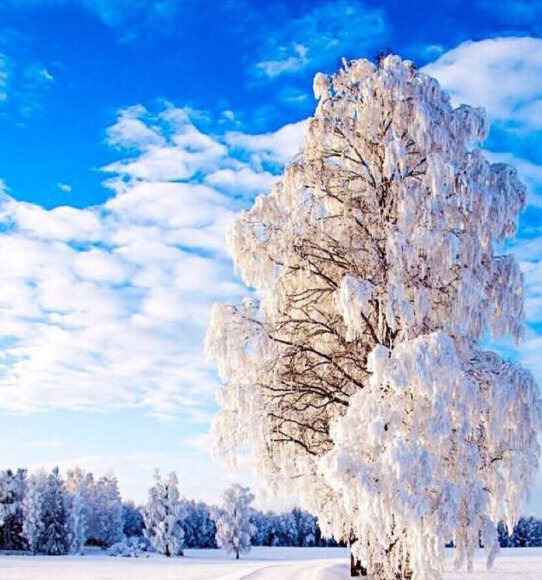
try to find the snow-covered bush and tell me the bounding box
[108,536,149,557]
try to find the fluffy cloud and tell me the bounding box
[225,120,305,167]
[254,0,387,79]
[423,37,542,130]
[0,105,305,420]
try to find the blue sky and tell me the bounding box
[0,0,541,512]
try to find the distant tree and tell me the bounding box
[22,471,46,554]
[212,484,255,559]
[122,501,145,538]
[96,474,123,548]
[291,507,316,547]
[39,467,69,555]
[64,468,88,554]
[250,509,274,546]
[66,468,99,546]
[66,490,87,554]
[206,55,542,579]
[502,516,542,548]
[143,470,185,556]
[0,468,26,550]
[181,499,217,548]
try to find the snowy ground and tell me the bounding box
[1,546,542,579]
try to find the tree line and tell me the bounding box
[0,467,339,556]
[2,466,541,559]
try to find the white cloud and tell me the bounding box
[257,44,309,78]
[254,1,387,79]
[226,120,305,167]
[57,182,72,193]
[423,37,542,130]
[104,106,227,181]
[0,105,298,421]
[106,105,165,151]
[38,68,53,82]
[27,437,63,448]
[205,166,278,196]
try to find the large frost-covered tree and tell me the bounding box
[143,470,185,557]
[212,484,255,559]
[206,55,542,579]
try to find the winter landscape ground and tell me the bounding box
[1,547,542,580]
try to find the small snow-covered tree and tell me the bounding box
[212,484,255,559]
[206,55,542,579]
[143,470,185,556]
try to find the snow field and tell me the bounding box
[1,547,542,580]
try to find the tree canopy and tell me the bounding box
[206,55,542,580]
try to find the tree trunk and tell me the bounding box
[350,552,367,576]
[235,548,239,560]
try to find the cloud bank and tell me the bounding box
[424,37,542,131]
[0,106,304,419]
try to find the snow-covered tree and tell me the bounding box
[181,499,217,548]
[66,468,96,545]
[96,474,123,548]
[250,509,274,546]
[39,467,69,555]
[290,507,316,547]
[66,490,87,554]
[22,471,45,554]
[122,501,145,538]
[206,55,542,579]
[212,484,255,559]
[0,468,26,550]
[143,470,185,556]
[64,468,88,554]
